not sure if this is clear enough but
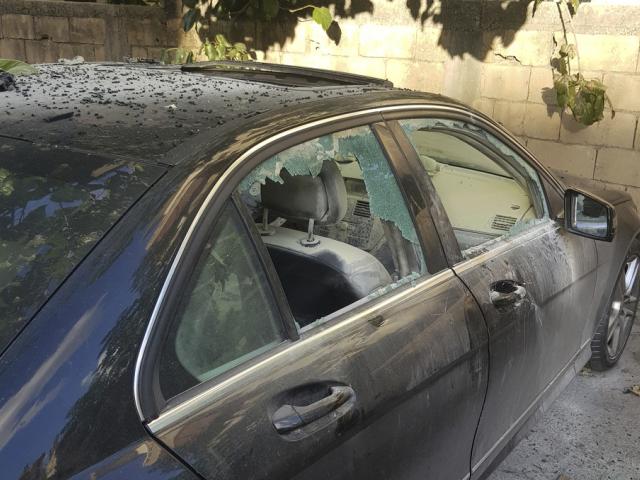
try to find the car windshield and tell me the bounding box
[0,138,164,352]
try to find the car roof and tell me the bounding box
[0,62,389,160]
[0,62,464,162]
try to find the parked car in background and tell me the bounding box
[0,61,638,480]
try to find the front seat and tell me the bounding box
[260,160,392,326]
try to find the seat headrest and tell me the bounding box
[261,160,348,225]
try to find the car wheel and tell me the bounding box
[590,254,640,371]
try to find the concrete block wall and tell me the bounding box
[248,1,640,205]
[0,0,172,63]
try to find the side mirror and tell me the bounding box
[564,188,615,241]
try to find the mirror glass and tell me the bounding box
[570,192,609,238]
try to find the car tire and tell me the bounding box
[590,253,640,371]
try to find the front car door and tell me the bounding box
[135,116,489,480]
[385,112,598,478]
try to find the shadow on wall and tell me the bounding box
[191,0,531,60]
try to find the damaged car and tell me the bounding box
[0,61,638,480]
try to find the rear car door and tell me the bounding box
[136,118,489,480]
[387,113,598,478]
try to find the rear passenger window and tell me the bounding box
[158,201,285,399]
[237,125,426,331]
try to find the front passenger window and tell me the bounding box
[398,118,549,256]
[237,125,427,331]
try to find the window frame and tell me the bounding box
[140,196,296,414]
[382,111,560,263]
[135,110,449,421]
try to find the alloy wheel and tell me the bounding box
[606,256,640,359]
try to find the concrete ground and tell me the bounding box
[488,322,640,480]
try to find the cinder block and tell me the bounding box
[35,16,70,43]
[563,33,639,73]
[334,56,387,80]
[594,148,640,187]
[259,22,307,54]
[70,18,106,45]
[0,38,26,60]
[416,28,449,63]
[58,43,95,61]
[527,139,596,179]
[308,21,359,57]
[94,45,107,61]
[130,46,148,59]
[485,29,553,67]
[126,19,166,47]
[528,67,557,105]
[603,73,640,112]
[524,103,562,140]
[2,14,35,40]
[25,40,59,63]
[471,98,495,118]
[561,111,636,148]
[262,49,282,63]
[282,23,308,54]
[386,59,444,93]
[481,64,530,101]
[359,24,416,59]
[281,52,336,70]
[148,47,165,61]
[493,101,526,135]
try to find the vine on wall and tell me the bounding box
[535,0,614,125]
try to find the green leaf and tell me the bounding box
[262,0,279,20]
[203,41,216,61]
[182,9,198,32]
[215,33,232,48]
[569,0,580,15]
[312,6,332,31]
[0,59,38,76]
[559,43,576,59]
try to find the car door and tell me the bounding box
[135,118,489,480]
[385,113,598,478]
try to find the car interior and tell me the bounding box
[403,127,543,252]
[238,130,425,330]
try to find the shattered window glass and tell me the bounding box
[238,125,427,330]
[400,118,549,257]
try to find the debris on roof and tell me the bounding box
[0,63,382,160]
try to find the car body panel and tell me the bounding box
[0,169,193,478]
[453,220,598,478]
[148,270,488,480]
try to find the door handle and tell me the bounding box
[490,280,527,308]
[272,386,355,434]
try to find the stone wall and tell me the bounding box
[0,0,173,63]
[246,1,640,203]
[2,0,640,202]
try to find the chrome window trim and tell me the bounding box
[132,102,558,424]
[453,219,559,274]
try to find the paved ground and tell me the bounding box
[488,322,640,480]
